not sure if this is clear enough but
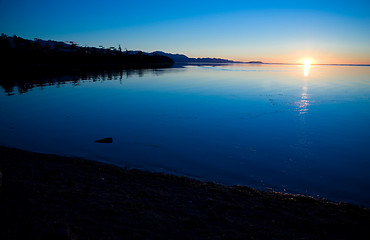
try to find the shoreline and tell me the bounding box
[1,145,369,239]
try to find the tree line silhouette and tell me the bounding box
[0,34,174,68]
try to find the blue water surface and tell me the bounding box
[1,64,369,206]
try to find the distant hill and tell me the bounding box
[150,51,191,63]
[150,51,262,64]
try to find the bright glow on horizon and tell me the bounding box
[302,59,313,66]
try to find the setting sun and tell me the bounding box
[302,59,313,66]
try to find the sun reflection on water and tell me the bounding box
[304,64,310,77]
[297,85,310,115]
[301,58,312,77]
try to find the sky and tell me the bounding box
[1,0,369,64]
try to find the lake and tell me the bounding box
[1,64,369,206]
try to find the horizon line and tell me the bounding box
[268,63,370,66]
[2,34,369,67]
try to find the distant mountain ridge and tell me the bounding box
[150,51,237,63]
[150,51,263,64]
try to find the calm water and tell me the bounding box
[1,64,370,206]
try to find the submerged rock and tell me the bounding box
[41,224,77,240]
[94,138,113,143]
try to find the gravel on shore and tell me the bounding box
[0,146,369,239]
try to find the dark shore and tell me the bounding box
[0,146,369,239]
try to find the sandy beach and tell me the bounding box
[0,145,369,239]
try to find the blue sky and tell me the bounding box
[1,0,369,63]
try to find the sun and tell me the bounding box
[301,58,313,66]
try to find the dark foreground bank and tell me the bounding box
[0,146,369,240]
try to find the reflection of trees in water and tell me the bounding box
[0,68,168,94]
